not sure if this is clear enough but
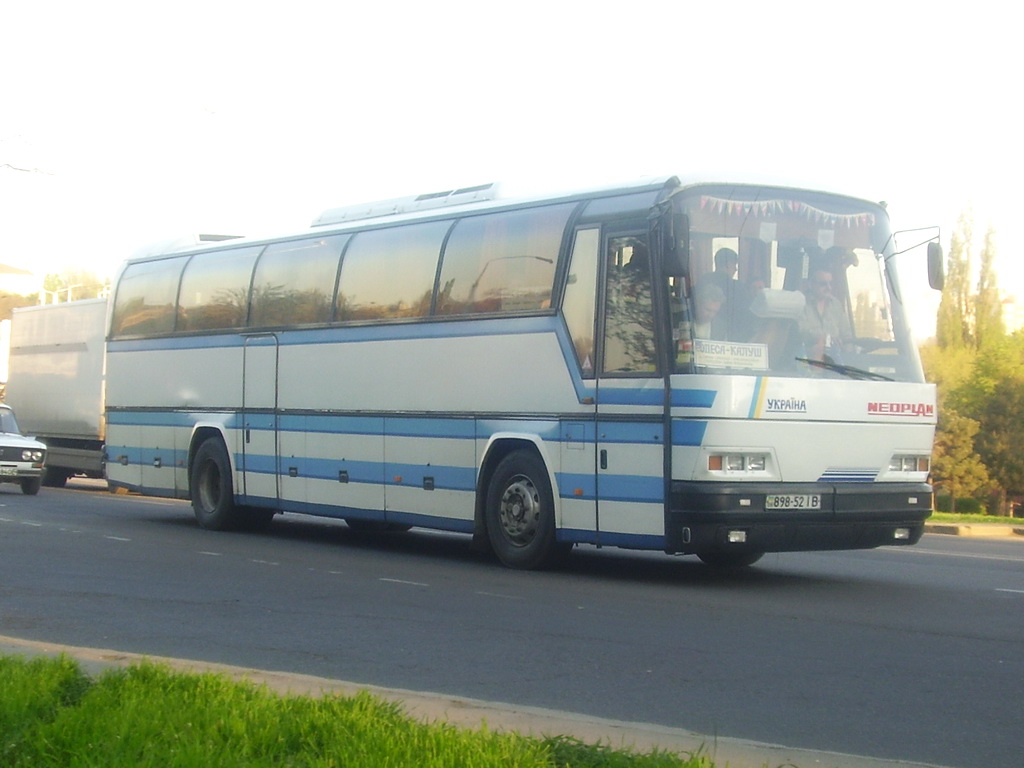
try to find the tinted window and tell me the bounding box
[602,235,657,374]
[110,257,188,337]
[336,221,450,321]
[562,228,600,376]
[177,246,263,332]
[436,204,573,315]
[250,235,347,327]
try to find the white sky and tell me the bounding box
[1,0,1018,339]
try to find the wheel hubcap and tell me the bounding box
[498,474,540,547]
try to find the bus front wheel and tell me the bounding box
[191,439,242,531]
[485,450,567,570]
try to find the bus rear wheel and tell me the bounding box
[485,450,567,570]
[191,439,243,531]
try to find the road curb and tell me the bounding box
[925,522,1024,538]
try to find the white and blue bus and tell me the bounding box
[105,176,941,568]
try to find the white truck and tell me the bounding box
[5,298,107,487]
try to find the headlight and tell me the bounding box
[708,453,769,473]
[889,454,929,473]
[22,450,44,462]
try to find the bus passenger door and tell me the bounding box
[595,234,666,547]
[241,334,280,506]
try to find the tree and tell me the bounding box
[0,292,39,321]
[974,377,1024,514]
[930,409,989,512]
[935,210,974,349]
[945,333,1024,515]
[973,226,1004,350]
[42,270,109,302]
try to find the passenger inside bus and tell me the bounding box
[692,282,726,339]
[800,265,853,361]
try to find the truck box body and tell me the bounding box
[5,299,107,484]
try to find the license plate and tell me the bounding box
[0,467,17,476]
[765,493,821,510]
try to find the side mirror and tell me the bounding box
[927,241,944,291]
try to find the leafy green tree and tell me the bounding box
[944,333,1024,515]
[935,210,974,349]
[974,378,1024,514]
[919,342,976,405]
[973,226,1004,350]
[930,409,989,512]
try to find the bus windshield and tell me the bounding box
[671,185,922,383]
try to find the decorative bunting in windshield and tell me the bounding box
[699,196,875,228]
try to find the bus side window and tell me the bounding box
[561,227,600,377]
[177,247,263,332]
[601,236,656,374]
[336,222,449,321]
[110,257,188,338]
[250,235,348,327]
[435,204,573,316]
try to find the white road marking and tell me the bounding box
[475,591,525,601]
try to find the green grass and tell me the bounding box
[929,511,1023,525]
[1,655,715,768]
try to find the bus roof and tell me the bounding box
[127,176,681,262]
[122,174,885,264]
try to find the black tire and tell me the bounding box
[42,467,71,488]
[484,450,567,570]
[190,439,243,531]
[696,550,764,568]
[20,477,42,496]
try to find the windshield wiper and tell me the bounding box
[796,357,894,381]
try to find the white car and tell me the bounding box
[0,404,47,495]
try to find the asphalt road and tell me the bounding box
[1,481,1021,768]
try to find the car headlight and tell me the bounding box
[22,450,44,462]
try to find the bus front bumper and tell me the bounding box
[665,481,933,555]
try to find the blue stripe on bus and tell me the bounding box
[241,454,476,491]
[556,472,597,499]
[671,420,708,446]
[672,388,716,408]
[106,411,203,427]
[288,414,384,435]
[596,421,664,444]
[556,472,662,503]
